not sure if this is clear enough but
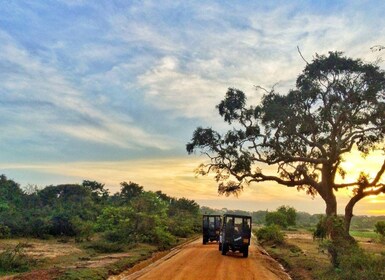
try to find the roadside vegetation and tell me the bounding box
[253,206,385,280]
[0,175,201,279]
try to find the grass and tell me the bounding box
[0,243,38,276]
[266,231,331,280]
[260,229,385,280]
[349,230,379,239]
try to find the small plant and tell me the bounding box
[255,225,284,244]
[58,268,108,280]
[152,226,176,250]
[84,241,124,253]
[330,247,385,280]
[313,215,327,240]
[0,224,10,239]
[315,216,357,267]
[374,221,385,237]
[0,243,37,273]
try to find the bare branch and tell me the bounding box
[297,46,309,65]
[372,160,385,185]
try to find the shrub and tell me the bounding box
[255,225,284,244]
[85,241,124,253]
[58,268,108,280]
[0,224,10,238]
[374,221,385,237]
[0,243,36,273]
[265,212,288,228]
[71,218,94,242]
[264,206,297,229]
[313,215,327,240]
[152,227,176,249]
[330,247,385,280]
[49,215,76,236]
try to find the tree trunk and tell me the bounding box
[344,194,363,237]
[320,166,338,217]
[319,185,337,217]
[325,195,337,217]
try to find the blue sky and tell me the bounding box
[1,0,384,214]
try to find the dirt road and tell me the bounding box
[110,238,290,280]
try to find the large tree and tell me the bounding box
[187,52,385,237]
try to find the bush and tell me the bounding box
[85,241,124,253]
[152,227,176,249]
[265,206,297,229]
[330,247,385,280]
[265,212,288,228]
[0,243,36,273]
[49,215,76,236]
[313,215,327,240]
[0,224,10,238]
[58,268,108,280]
[374,221,385,237]
[315,216,356,267]
[255,225,284,244]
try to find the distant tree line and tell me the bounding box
[201,205,385,230]
[0,175,201,248]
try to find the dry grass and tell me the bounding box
[263,230,385,280]
[0,238,157,280]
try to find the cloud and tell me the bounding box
[138,56,228,119]
[130,1,385,122]
[0,30,173,152]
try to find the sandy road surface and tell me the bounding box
[110,238,290,280]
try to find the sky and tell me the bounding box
[0,0,384,215]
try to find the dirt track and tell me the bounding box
[110,238,290,280]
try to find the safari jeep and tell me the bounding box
[219,214,252,257]
[202,215,222,244]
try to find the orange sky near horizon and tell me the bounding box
[3,149,384,216]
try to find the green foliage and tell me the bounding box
[350,215,385,230]
[167,213,199,237]
[71,217,94,242]
[327,247,385,280]
[0,224,10,238]
[374,221,385,236]
[0,174,201,254]
[313,215,327,239]
[152,226,176,249]
[349,230,378,239]
[82,180,109,204]
[58,268,108,280]
[265,212,288,228]
[316,216,357,267]
[84,241,124,253]
[0,243,36,273]
[95,206,133,233]
[118,181,144,203]
[265,205,297,229]
[255,225,284,244]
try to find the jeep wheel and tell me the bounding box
[221,244,228,255]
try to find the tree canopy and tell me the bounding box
[187,51,385,235]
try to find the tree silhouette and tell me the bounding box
[187,52,385,237]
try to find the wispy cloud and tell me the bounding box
[0,30,173,153]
